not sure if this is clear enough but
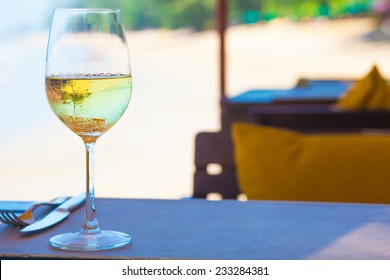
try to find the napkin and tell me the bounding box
[336,65,390,110]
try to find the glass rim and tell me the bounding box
[54,8,121,13]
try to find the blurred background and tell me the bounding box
[1,0,390,200]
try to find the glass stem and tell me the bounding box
[82,141,100,233]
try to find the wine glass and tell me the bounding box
[45,9,132,251]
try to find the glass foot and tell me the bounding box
[49,229,131,251]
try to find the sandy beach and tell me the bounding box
[1,18,390,201]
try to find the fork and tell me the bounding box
[0,196,69,227]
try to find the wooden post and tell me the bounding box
[217,0,227,100]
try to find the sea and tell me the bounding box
[0,0,219,201]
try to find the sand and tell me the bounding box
[1,18,390,201]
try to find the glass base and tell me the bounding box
[49,229,131,251]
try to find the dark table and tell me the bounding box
[220,80,353,130]
[1,198,390,259]
[229,80,351,104]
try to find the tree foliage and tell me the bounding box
[80,0,375,31]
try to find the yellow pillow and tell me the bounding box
[232,122,390,204]
[337,65,390,110]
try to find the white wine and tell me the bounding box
[46,74,132,142]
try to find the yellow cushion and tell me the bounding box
[337,65,390,110]
[232,122,390,204]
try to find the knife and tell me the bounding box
[21,192,86,233]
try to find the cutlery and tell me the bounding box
[21,192,86,233]
[0,201,32,212]
[0,196,70,227]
